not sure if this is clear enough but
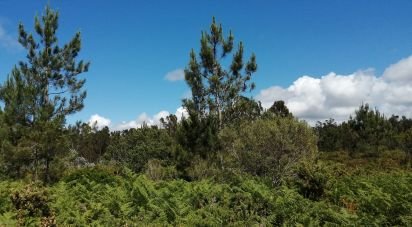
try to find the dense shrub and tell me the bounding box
[104,126,175,173]
[291,161,330,201]
[144,159,178,181]
[219,117,318,185]
[0,166,411,226]
[328,172,412,226]
[11,183,56,226]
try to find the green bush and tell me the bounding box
[104,127,175,173]
[219,117,318,185]
[291,161,330,201]
[145,159,178,181]
[10,182,56,226]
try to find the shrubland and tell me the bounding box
[0,6,411,226]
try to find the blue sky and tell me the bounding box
[1,1,412,127]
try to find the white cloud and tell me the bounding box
[154,110,171,125]
[383,56,412,82]
[112,107,188,131]
[165,69,185,81]
[114,113,152,131]
[0,23,22,52]
[256,56,412,124]
[175,106,188,119]
[88,114,111,129]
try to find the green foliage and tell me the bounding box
[0,166,411,226]
[0,181,24,216]
[329,172,412,226]
[315,118,342,152]
[184,17,257,130]
[220,117,318,185]
[67,122,110,163]
[51,168,127,226]
[264,100,293,118]
[316,104,412,161]
[176,113,219,159]
[62,166,119,186]
[223,96,263,125]
[10,182,56,226]
[291,161,330,201]
[1,6,412,227]
[145,159,178,181]
[49,168,281,225]
[104,126,175,173]
[400,127,412,164]
[0,6,89,182]
[347,104,393,154]
[185,155,221,181]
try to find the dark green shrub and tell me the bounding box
[11,183,56,226]
[219,117,318,185]
[104,126,175,173]
[292,161,329,200]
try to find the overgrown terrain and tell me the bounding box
[0,6,411,226]
[1,162,411,226]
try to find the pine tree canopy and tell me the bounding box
[0,6,89,126]
[183,17,257,129]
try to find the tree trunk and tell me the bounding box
[44,152,50,184]
[218,105,222,130]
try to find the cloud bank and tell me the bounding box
[257,56,412,124]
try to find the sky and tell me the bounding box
[1,0,412,129]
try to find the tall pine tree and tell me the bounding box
[184,17,257,129]
[0,6,89,182]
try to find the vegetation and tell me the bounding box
[316,103,412,159]
[0,6,411,226]
[0,6,89,183]
[183,17,257,130]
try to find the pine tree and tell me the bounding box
[0,6,89,182]
[267,100,292,118]
[184,17,257,129]
[16,6,89,120]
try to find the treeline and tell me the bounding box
[0,6,411,226]
[316,103,412,158]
